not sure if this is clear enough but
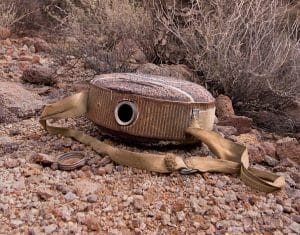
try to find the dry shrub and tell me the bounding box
[57,0,155,73]
[0,1,17,27]
[154,0,300,111]
[7,0,73,31]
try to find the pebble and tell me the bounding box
[289,222,300,233]
[225,190,237,202]
[87,194,98,203]
[161,213,171,226]
[176,211,185,222]
[10,219,23,228]
[133,195,144,210]
[265,155,279,166]
[44,224,57,234]
[4,158,19,168]
[85,216,99,231]
[64,192,77,202]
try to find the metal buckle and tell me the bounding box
[180,168,198,175]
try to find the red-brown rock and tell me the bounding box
[85,215,99,231]
[22,37,51,52]
[261,141,276,158]
[218,115,253,134]
[276,137,300,164]
[236,133,266,163]
[21,65,56,85]
[215,95,235,118]
[215,125,238,137]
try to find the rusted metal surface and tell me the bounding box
[86,73,215,142]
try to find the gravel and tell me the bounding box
[0,37,299,235]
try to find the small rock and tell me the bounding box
[23,163,42,177]
[44,224,57,234]
[289,222,300,233]
[33,153,56,165]
[176,211,185,222]
[76,212,85,224]
[225,190,237,202]
[10,219,23,228]
[292,215,300,223]
[99,156,112,166]
[21,65,56,86]
[97,167,106,175]
[34,38,52,52]
[87,194,98,203]
[103,205,113,212]
[8,129,21,136]
[215,125,238,137]
[218,115,253,134]
[108,229,121,235]
[64,192,77,202]
[172,200,185,212]
[214,188,223,197]
[36,188,53,201]
[31,55,40,64]
[104,163,114,174]
[262,141,276,157]
[133,195,144,210]
[4,158,19,168]
[161,213,171,226]
[85,215,99,231]
[265,155,279,167]
[29,45,36,53]
[193,222,201,228]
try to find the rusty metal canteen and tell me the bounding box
[86,73,216,142]
[39,73,285,193]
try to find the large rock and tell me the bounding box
[0,82,44,123]
[276,137,300,165]
[21,65,56,86]
[215,95,252,134]
[136,63,195,81]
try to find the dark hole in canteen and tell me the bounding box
[117,103,134,123]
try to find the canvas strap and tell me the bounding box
[40,91,285,193]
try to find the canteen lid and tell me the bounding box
[90,73,215,104]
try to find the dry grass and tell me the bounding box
[0,1,17,27]
[55,0,155,73]
[153,0,300,111]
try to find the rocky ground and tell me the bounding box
[0,35,299,235]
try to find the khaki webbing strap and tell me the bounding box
[40,91,285,193]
